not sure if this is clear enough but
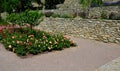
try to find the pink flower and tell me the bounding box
[8,45,12,49]
[43,36,46,39]
[28,35,34,38]
[26,42,32,45]
[16,40,20,44]
[11,36,15,39]
[63,36,68,39]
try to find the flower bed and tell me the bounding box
[0,28,76,56]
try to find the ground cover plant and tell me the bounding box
[0,28,76,56]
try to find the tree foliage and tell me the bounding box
[0,0,65,13]
[45,0,65,9]
[0,0,32,13]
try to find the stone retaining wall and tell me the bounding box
[34,18,120,44]
[41,6,120,19]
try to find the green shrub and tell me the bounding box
[0,16,8,25]
[0,16,2,21]
[100,11,108,19]
[0,0,37,13]
[0,28,76,56]
[7,10,44,29]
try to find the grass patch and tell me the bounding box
[0,28,76,56]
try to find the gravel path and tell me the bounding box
[0,37,120,71]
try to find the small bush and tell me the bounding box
[0,16,8,25]
[0,28,76,56]
[109,12,120,20]
[100,11,108,19]
[7,10,44,29]
[0,16,2,21]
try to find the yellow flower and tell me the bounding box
[30,38,34,40]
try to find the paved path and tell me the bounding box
[96,57,120,71]
[0,37,120,71]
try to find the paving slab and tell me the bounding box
[0,37,120,71]
[96,57,120,71]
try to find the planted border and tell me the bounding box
[0,28,76,56]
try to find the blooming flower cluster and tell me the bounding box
[0,28,76,56]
